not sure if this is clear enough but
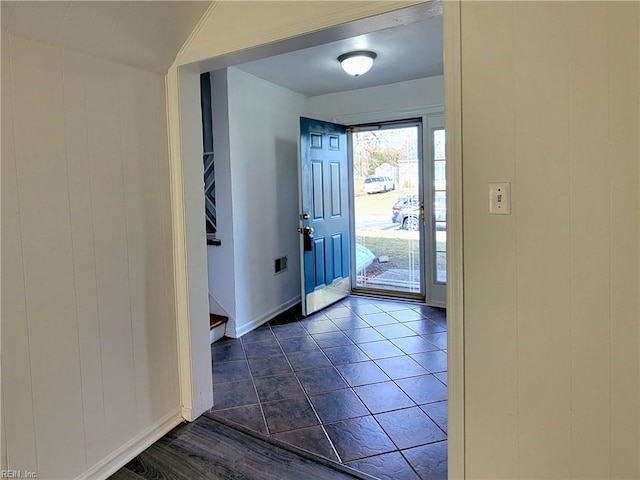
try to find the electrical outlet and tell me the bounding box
[489,182,511,215]
[274,256,288,274]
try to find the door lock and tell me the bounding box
[420,202,425,220]
[299,226,315,251]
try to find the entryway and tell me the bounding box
[207,296,447,480]
[167,1,464,477]
[297,115,447,317]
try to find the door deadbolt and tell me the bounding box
[300,226,314,251]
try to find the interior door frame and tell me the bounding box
[166,2,464,478]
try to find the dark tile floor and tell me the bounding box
[206,296,447,480]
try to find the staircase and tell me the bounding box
[210,314,229,344]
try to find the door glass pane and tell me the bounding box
[434,129,446,160]
[433,128,446,284]
[434,161,446,191]
[353,125,422,294]
[436,251,447,283]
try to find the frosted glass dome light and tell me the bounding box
[338,51,377,77]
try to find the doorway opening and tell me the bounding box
[203,39,449,480]
[201,16,448,480]
[170,2,463,479]
[201,58,449,480]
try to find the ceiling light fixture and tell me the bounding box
[338,51,377,77]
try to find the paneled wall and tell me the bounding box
[1,33,180,479]
[461,2,639,478]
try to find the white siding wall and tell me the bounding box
[461,2,639,478]
[1,33,180,479]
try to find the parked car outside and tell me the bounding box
[395,205,421,231]
[391,194,418,223]
[393,195,447,231]
[363,176,395,194]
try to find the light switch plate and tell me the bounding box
[489,182,511,214]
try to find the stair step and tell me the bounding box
[210,314,229,330]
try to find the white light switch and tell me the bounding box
[489,182,511,215]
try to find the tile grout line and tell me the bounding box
[237,336,270,437]
[269,307,344,463]
[210,297,448,478]
[327,300,450,472]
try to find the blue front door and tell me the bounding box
[299,117,350,316]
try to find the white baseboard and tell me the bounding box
[427,300,446,309]
[76,408,183,480]
[232,295,301,338]
[181,406,194,422]
[210,322,226,344]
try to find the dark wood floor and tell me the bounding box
[110,415,369,480]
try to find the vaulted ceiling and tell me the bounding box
[1,1,211,73]
[1,1,443,95]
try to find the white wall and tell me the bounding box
[172,65,214,421]
[307,75,443,122]
[2,33,180,479]
[222,67,308,336]
[461,2,639,479]
[207,69,237,321]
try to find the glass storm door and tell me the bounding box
[351,120,425,299]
